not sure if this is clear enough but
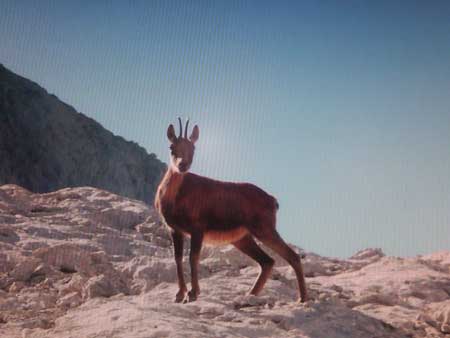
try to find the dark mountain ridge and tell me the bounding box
[0,63,166,204]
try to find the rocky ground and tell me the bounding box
[0,184,449,338]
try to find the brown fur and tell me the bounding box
[154,120,307,303]
[155,170,278,237]
[204,227,248,245]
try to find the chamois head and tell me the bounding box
[167,118,199,173]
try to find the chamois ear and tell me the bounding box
[167,124,177,143]
[189,125,199,144]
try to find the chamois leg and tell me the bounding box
[171,230,187,302]
[255,230,308,303]
[233,234,275,296]
[186,232,204,302]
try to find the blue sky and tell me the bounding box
[1,1,449,257]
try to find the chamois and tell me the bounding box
[154,118,307,303]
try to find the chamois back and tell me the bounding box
[171,173,278,233]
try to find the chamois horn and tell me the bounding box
[178,117,183,138]
[184,119,190,139]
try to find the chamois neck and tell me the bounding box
[167,165,186,177]
[160,166,187,188]
[155,165,186,212]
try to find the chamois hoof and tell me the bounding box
[183,290,198,303]
[297,295,309,304]
[175,290,186,303]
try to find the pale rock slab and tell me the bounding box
[0,184,448,338]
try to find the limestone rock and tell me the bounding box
[0,64,166,204]
[0,184,448,338]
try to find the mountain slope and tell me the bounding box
[0,63,165,203]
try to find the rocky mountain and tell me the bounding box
[0,64,166,204]
[1,184,449,338]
